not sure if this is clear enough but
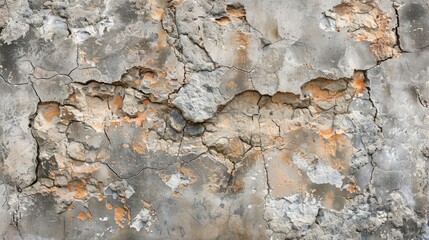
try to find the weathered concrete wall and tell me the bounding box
[0,0,427,239]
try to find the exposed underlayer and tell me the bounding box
[0,0,428,239]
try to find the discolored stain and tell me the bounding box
[215,16,231,26]
[329,0,398,60]
[77,211,87,221]
[114,205,131,228]
[106,202,113,209]
[226,3,246,18]
[352,71,366,94]
[38,103,61,124]
[68,180,87,199]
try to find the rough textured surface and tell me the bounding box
[0,0,428,239]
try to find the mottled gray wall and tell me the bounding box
[0,0,428,239]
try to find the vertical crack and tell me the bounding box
[364,73,383,134]
[256,95,272,229]
[392,2,405,53]
[363,71,383,190]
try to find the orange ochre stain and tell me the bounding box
[319,128,333,138]
[355,35,368,41]
[110,111,148,126]
[225,80,238,90]
[232,180,244,192]
[226,4,246,18]
[281,152,291,165]
[236,32,249,46]
[41,104,60,123]
[143,200,152,208]
[150,7,164,21]
[97,194,105,201]
[324,191,336,209]
[67,204,75,211]
[114,205,131,228]
[180,166,197,184]
[106,202,113,210]
[86,211,93,220]
[323,134,351,171]
[302,84,335,101]
[68,181,87,199]
[132,141,146,154]
[172,191,181,198]
[77,211,86,221]
[215,16,231,25]
[347,181,358,193]
[353,71,366,94]
[157,28,167,49]
[110,95,123,114]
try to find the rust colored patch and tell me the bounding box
[234,32,250,70]
[106,202,113,210]
[215,16,231,25]
[236,32,249,46]
[319,128,333,139]
[39,103,60,124]
[268,161,306,197]
[225,79,238,90]
[173,191,181,198]
[326,191,335,201]
[324,191,336,209]
[67,204,74,211]
[180,166,197,184]
[68,181,87,199]
[143,200,152,208]
[323,134,351,171]
[97,194,105,201]
[281,151,291,165]
[132,141,146,154]
[77,211,87,221]
[67,204,75,211]
[86,211,93,220]
[347,181,358,193]
[301,81,340,102]
[226,4,246,18]
[117,112,147,126]
[109,95,123,114]
[142,99,151,105]
[114,205,131,228]
[157,28,167,49]
[150,7,164,21]
[131,112,148,126]
[352,71,366,94]
[232,180,244,193]
[162,175,171,182]
[134,78,142,85]
[270,128,352,201]
[330,0,398,60]
[355,35,368,41]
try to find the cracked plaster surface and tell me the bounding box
[0,0,428,239]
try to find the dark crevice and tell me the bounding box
[392,3,406,53]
